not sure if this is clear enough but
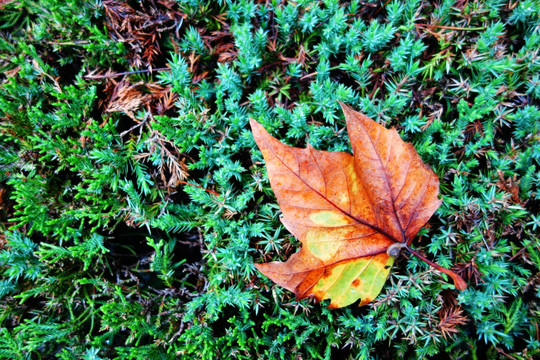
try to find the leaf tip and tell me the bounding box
[249,117,261,131]
[250,118,272,150]
[337,101,353,116]
[254,261,270,277]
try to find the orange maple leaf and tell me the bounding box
[251,103,466,308]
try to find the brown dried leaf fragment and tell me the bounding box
[105,80,149,119]
[438,306,468,340]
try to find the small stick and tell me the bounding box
[431,25,487,31]
[85,67,170,79]
[509,240,536,261]
[178,181,220,197]
[417,23,487,31]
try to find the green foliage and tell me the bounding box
[1,0,539,359]
[0,232,41,297]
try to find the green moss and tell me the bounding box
[1,0,539,359]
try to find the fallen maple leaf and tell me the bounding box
[251,103,467,308]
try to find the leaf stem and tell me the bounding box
[405,245,468,290]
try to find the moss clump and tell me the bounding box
[1,0,539,359]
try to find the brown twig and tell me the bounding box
[85,67,170,80]
[417,23,487,31]
[178,181,220,197]
[509,240,537,261]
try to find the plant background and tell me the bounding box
[0,0,539,359]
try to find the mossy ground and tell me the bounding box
[1,0,539,359]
